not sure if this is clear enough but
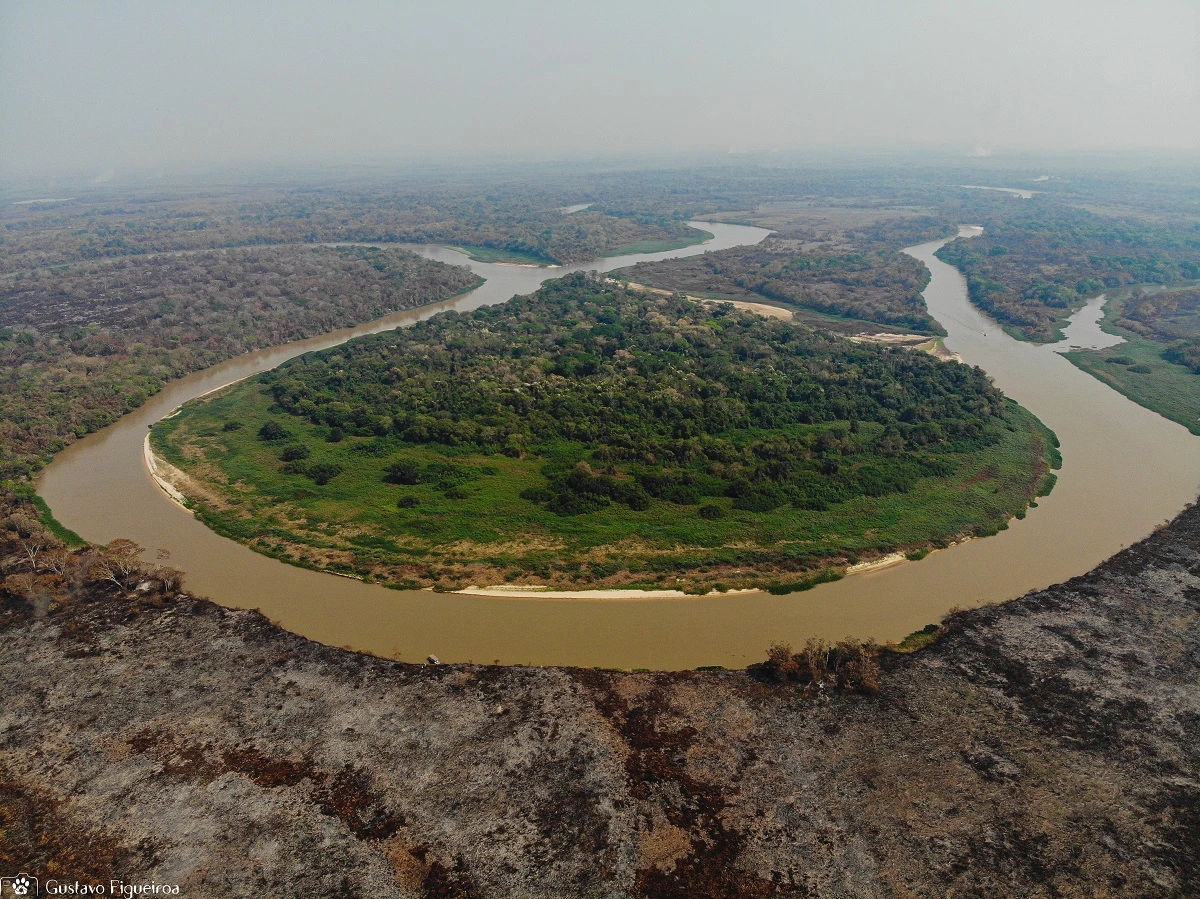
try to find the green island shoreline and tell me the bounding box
[1059,287,1200,437]
[151,276,1060,594]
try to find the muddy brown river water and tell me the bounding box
[38,224,1200,668]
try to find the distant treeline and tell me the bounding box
[614,217,953,333]
[0,185,701,271]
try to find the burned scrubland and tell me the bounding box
[2,485,1197,897]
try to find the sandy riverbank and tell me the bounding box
[452,584,759,600]
[143,435,193,515]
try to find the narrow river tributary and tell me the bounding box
[38,224,1200,668]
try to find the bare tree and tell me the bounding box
[40,548,70,577]
[88,538,145,591]
[20,537,45,571]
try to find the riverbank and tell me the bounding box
[1055,288,1200,437]
[4,491,1197,894]
[38,225,1200,667]
[151,277,1057,597]
[1064,336,1200,436]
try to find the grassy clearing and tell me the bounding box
[153,385,1057,592]
[448,245,555,265]
[602,230,714,257]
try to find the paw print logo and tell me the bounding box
[2,874,38,897]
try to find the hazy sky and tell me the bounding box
[2,0,1198,178]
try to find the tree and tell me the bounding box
[89,538,144,590]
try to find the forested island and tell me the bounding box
[612,218,952,334]
[153,273,1058,592]
[935,206,1200,342]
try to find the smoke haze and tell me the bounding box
[2,0,1198,178]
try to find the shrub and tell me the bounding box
[257,421,289,441]
[222,420,243,432]
[1128,363,1152,374]
[280,444,310,462]
[756,638,880,695]
[397,495,420,508]
[306,462,343,485]
[284,460,343,485]
[698,503,725,520]
[385,458,422,485]
[519,485,554,504]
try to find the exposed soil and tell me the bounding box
[2,500,1198,896]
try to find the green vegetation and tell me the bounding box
[154,273,1058,591]
[614,223,949,333]
[602,230,713,256]
[1061,286,1200,435]
[449,245,554,265]
[895,623,943,653]
[24,489,87,547]
[936,208,1200,342]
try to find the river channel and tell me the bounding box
[38,224,1200,668]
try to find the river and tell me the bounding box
[38,225,1200,668]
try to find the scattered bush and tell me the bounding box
[280,444,310,462]
[385,458,422,485]
[283,460,343,485]
[257,421,290,442]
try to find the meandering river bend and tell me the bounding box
[38,224,1200,668]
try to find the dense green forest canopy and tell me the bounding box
[261,274,1011,516]
[0,245,479,479]
[936,206,1200,342]
[612,218,952,334]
